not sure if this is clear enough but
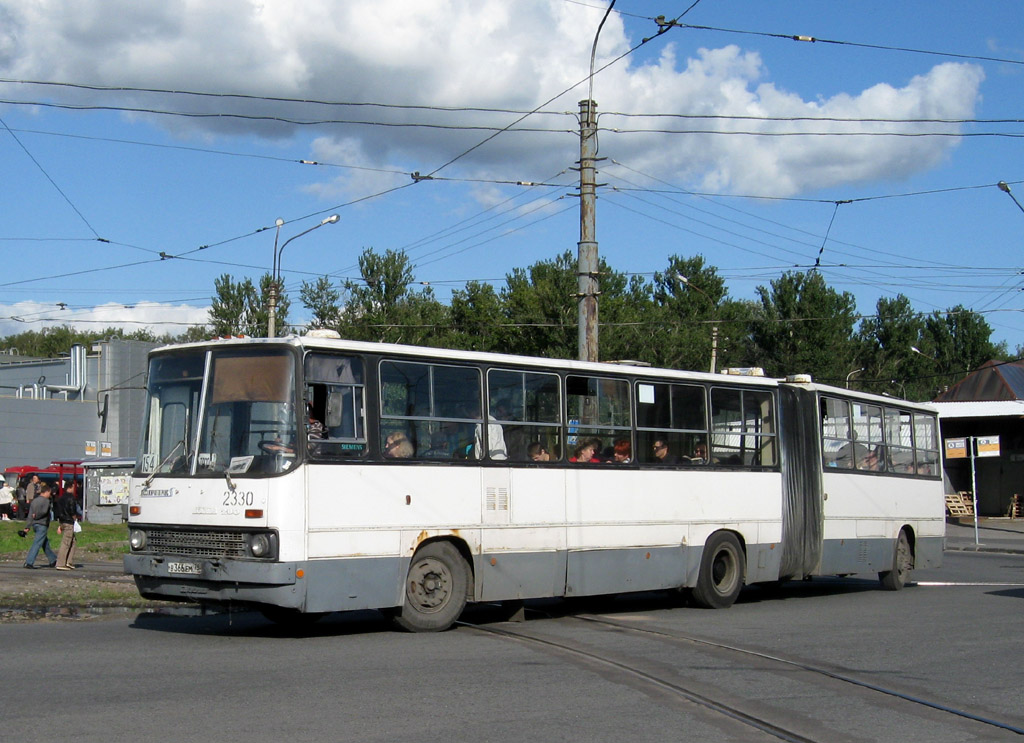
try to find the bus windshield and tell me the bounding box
[137,347,298,478]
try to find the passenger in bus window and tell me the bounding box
[834,433,868,470]
[610,439,631,463]
[479,400,509,460]
[527,442,550,462]
[861,446,884,471]
[383,431,413,459]
[651,438,678,464]
[306,404,325,440]
[570,440,601,463]
[478,420,507,460]
[687,442,708,465]
[422,428,452,459]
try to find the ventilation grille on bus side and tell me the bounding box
[485,487,510,511]
[146,529,248,559]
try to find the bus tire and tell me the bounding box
[879,530,912,591]
[394,541,469,632]
[692,531,745,609]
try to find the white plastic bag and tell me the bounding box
[73,520,82,533]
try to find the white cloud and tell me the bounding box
[0,301,209,339]
[0,0,985,199]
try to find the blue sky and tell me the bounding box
[1,0,1022,354]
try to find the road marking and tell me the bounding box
[915,581,1024,587]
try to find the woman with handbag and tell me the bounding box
[55,481,80,571]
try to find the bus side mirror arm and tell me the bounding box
[97,393,109,434]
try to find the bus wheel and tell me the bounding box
[692,532,744,609]
[394,541,469,632]
[879,530,912,591]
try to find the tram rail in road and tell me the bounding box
[458,611,1024,741]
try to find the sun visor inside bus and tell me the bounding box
[304,354,363,385]
[211,354,293,404]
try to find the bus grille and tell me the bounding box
[146,529,248,559]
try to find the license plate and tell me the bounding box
[167,561,201,575]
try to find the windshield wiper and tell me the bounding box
[143,439,185,487]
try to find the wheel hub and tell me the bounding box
[408,560,451,611]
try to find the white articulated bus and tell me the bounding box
[124,335,944,631]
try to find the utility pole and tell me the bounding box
[710,326,719,374]
[577,98,599,362]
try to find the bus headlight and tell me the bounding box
[129,529,147,551]
[249,533,271,557]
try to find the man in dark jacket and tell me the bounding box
[23,483,57,569]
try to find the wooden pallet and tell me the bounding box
[1009,494,1021,519]
[945,492,974,517]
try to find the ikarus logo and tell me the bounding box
[142,487,178,498]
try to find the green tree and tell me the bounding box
[855,294,929,398]
[336,248,447,345]
[749,271,858,381]
[648,255,741,372]
[299,276,342,331]
[594,268,655,364]
[161,325,212,344]
[448,281,505,353]
[208,273,287,337]
[922,305,1006,394]
[0,325,159,358]
[500,251,580,360]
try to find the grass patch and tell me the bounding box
[1,522,128,562]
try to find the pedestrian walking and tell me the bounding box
[0,480,14,520]
[54,482,79,570]
[23,482,57,569]
[21,474,41,521]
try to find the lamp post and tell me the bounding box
[845,368,864,389]
[676,274,719,373]
[576,0,616,362]
[268,214,340,338]
[997,181,1024,215]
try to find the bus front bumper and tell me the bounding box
[123,553,306,610]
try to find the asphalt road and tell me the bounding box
[2,550,1023,743]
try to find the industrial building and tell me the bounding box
[0,338,157,521]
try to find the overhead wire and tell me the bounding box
[0,97,577,133]
[660,22,1024,67]
[600,162,1020,315]
[1,9,1021,343]
[1,116,101,239]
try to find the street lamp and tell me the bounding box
[998,181,1024,215]
[845,368,864,389]
[268,214,340,338]
[675,274,719,374]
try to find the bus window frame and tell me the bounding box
[303,351,368,459]
[709,385,778,467]
[635,380,710,466]
[486,367,563,462]
[378,358,486,461]
[819,393,941,479]
[564,373,632,462]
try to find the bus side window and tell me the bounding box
[636,382,708,466]
[710,387,776,467]
[487,368,561,462]
[380,360,483,461]
[565,375,631,463]
[304,354,367,458]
